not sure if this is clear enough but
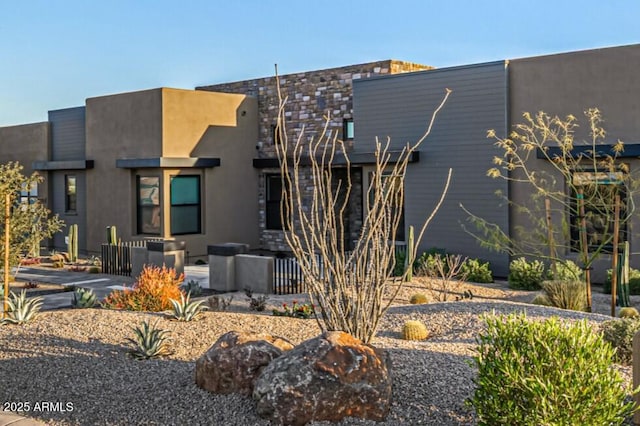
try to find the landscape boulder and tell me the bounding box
[253,331,392,425]
[195,331,294,395]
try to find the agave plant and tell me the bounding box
[72,287,98,308]
[180,280,202,297]
[168,292,207,322]
[2,290,43,325]
[126,320,172,360]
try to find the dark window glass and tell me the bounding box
[65,175,76,213]
[266,175,285,230]
[570,171,627,254]
[170,175,201,235]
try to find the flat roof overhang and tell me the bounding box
[253,150,420,168]
[116,157,221,169]
[32,160,94,171]
[537,144,640,159]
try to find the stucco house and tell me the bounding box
[1,45,639,279]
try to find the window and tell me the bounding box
[65,175,76,213]
[343,118,354,140]
[570,170,627,253]
[368,172,405,241]
[271,124,282,145]
[20,181,38,205]
[266,174,285,230]
[170,175,201,235]
[137,176,160,235]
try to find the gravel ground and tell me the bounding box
[0,280,635,425]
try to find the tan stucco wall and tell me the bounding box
[85,89,164,253]
[509,44,640,281]
[0,121,51,205]
[84,88,259,259]
[161,89,260,257]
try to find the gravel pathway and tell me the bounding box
[0,294,633,426]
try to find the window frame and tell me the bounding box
[265,174,286,230]
[136,175,161,235]
[20,181,38,205]
[65,175,77,214]
[569,169,627,254]
[343,118,354,141]
[170,175,202,235]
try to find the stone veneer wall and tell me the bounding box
[197,60,432,252]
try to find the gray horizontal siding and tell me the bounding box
[48,107,86,161]
[353,62,510,276]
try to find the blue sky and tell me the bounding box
[1,0,638,126]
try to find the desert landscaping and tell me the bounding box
[0,275,635,425]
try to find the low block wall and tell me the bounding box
[235,254,274,294]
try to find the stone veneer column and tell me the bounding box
[208,243,249,291]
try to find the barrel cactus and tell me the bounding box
[619,307,640,318]
[409,293,428,304]
[402,320,429,341]
[72,287,98,308]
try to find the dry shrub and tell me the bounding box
[102,265,184,312]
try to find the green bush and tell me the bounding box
[460,258,493,283]
[603,268,640,295]
[601,317,640,365]
[414,248,448,277]
[470,313,636,425]
[541,280,587,311]
[508,257,546,290]
[550,260,584,282]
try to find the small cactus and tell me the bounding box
[402,320,429,341]
[619,307,640,318]
[126,320,172,360]
[2,291,43,325]
[72,288,97,308]
[531,294,552,306]
[409,293,428,304]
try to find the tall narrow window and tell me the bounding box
[266,174,285,230]
[368,172,405,241]
[170,175,201,235]
[271,124,282,145]
[65,175,76,213]
[570,170,627,253]
[343,118,354,140]
[137,176,160,235]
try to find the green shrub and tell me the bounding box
[508,257,546,290]
[603,268,640,295]
[393,250,407,277]
[470,313,636,425]
[414,248,448,277]
[541,280,587,311]
[550,260,584,282]
[601,317,640,365]
[460,258,493,283]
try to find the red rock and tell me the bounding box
[253,331,392,425]
[195,331,294,396]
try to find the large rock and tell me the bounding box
[253,331,392,425]
[195,331,294,395]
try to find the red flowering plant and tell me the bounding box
[272,299,315,319]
